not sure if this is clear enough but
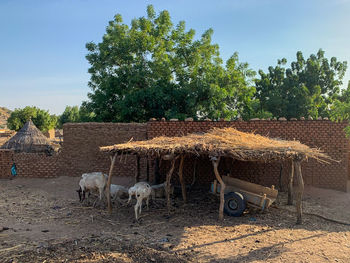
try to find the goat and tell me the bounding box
[151,183,174,200]
[77,172,108,205]
[127,182,152,220]
[110,184,128,203]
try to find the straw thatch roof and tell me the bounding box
[100,127,331,163]
[1,120,54,154]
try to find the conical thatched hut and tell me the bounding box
[1,120,54,154]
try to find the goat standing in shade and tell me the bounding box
[110,184,128,203]
[127,182,152,220]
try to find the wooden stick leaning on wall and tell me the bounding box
[107,153,117,213]
[211,156,225,220]
[287,160,294,205]
[178,155,187,203]
[294,159,304,224]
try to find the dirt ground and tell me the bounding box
[1,176,350,262]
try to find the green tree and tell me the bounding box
[330,81,350,136]
[255,50,347,119]
[84,5,255,122]
[59,106,80,127]
[58,105,96,127]
[79,103,96,122]
[7,106,57,132]
[330,81,350,122]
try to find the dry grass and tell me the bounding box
[100,127,331,163]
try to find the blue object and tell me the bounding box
[11,163,17,176]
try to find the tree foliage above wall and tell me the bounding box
[255,50,347,119]
[84,5,256,122]
[58,105,95,128]
[81,6,349,124]
[7,106,57,132]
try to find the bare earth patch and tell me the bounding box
[1,176,350,262]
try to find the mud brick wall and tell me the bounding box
[0,149,14,178]
[147,120,349,191]
[60,123,148,178]
[13,153,61,178]
[1,120,348,192]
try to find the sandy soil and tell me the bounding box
[1,176,350,262]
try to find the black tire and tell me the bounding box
[224,192,246,217]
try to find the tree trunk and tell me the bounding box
[107,154,117,213]
[178,155,187,203]
[212,157,225,220]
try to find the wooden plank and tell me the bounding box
[217,184,276,210]
[222,176,278,199]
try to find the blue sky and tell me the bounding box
[0,0,349,114]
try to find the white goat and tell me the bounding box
[127,182,152,220]
[77,172,108,204]
[150,183,174,199]
[110,184,128,202]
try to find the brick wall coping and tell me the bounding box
[63,122,147,127]
[148,119,346,123]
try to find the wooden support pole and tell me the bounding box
[178,155,187,203]
[294,160,304,224]
[212,156,225,220]
[192,158,197,186]
[166,156,177,213]
[279,163,283,191]
[135,155,140,183]
[107,154,117,213]
[287,160,294,205]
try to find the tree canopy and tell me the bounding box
[7,106,57,132]
[255,50,347,119]
[58,105,95,128]
[84,5,255,122]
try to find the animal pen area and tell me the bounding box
[1,119,350,262]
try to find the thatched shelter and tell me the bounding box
[1,120,54,154]
[100,127,332,224]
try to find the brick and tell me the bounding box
[1,121,348,192]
